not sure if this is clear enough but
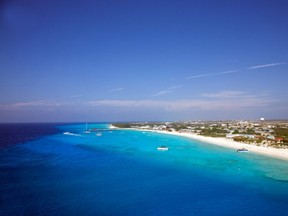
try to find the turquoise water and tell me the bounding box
[1,123,288,215]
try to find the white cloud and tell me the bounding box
[68,94,83,98]
[0,99,73,110]
[0,90,276,113]
[201,91,248,98]
[185,62,286,81]
[86,95,273,111]
[168,85,182,90]
[151,90,172,97]
[151,85,182,97]
[87,99,206,110]
[4,100,54,108]
[185,70,240,80]
[110,87,124,92]
[246,62,286,70]
[87,100,161,107]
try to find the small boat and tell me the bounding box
[96,132,102,136]
[237,148,248,152]
[157,146,169,151]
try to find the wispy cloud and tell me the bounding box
[168,85,182,90]
[86,92,274,111]
[185,62,286,80]
[0,99,71,110]
[151,90,172,97]
[246,62,286,70]
[68,94,83,98]
[151,85,182,97]
[0,91,276,114]
[185,70,240,80]
[8,99,54,108]
[201,91,248,98]
[86,99,203,110]
[110,87,124,92]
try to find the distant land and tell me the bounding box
[111,119,288,160]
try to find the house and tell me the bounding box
[275,137,284,143]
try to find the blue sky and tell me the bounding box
[0,0,288,122]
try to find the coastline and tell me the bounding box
[109,125,288,161]
[156,130,288,161]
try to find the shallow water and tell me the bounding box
[1,123,288,215]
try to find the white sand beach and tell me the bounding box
[153,130,288,161]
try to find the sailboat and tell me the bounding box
[83,123,91,134]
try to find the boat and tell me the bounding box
[96,132,102,136]
[83,123,91,134]
[237,148,248,152]
[157,146,169,151]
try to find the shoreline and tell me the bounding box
[155,130,288,161]
[109,125,288,161]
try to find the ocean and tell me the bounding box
[1,123,288,216]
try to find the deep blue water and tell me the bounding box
[0,123,61,147]
[1,123,288,216]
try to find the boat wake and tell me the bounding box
[63,132,82,137]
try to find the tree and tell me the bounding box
[232,130,239,134]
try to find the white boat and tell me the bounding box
[83,123,91,134]
[157,146,169,151]
[237,148,248,152]
[96,132,102,136]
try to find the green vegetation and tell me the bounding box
[232,130,239,134]
[112,123,132,128]
[272,127,288,146]
[170,123,187,131]
[199,127,227,137]
[245,128,256,134]
[274,127,288,138]
[232,128,258,135]
[233,136,248,142]
[233,136,263,144]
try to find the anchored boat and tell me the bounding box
[237,148,248,152]
[157,146,169,151]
